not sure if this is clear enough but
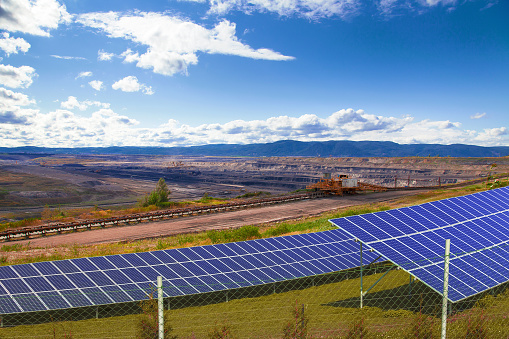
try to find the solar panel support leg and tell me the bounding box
[362,266,395,297]
[409,274,412,296]
[441,239,451,339]
[96,306,99,319]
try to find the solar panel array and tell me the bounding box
[0,228,381,314]
[330,186,509,302]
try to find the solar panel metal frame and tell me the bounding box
[330,186,509,303]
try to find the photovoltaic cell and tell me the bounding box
[330,186,509,302]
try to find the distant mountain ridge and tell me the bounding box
[1,140,509,157]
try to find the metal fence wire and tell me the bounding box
[1,244,509,339]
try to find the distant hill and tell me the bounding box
[1,140,509,157]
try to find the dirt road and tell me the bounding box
[16,190,423,247]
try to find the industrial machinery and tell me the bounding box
[306,173,387,195]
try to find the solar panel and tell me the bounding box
[330,186,509,302]
[0,228,381,314]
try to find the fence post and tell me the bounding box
[360,242,363,309]
[441,239,451,339]
[158,276,164,339]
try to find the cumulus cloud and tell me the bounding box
[88,80,104,91]
[0,64,37,88]
[0,87,35,107]
[0,107,139,147]
[2,108,507,147]
[98,50,114,61]
[112,76,153,95]
[474,127,508,143]
[0,33,31,56]
[0,0,71,37]
[60,96,110,111]
[470,112,486,119]
[76,71,92,79]
[77,11,294,76]
[0,87,36,124]
[207,0,361,19]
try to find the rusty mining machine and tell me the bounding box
[306,173,387,195]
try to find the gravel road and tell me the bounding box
[16,190,423,247]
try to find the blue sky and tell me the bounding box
[0,0,507,147]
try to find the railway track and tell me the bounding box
[0,193,324,242]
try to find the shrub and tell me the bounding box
[208,320,234,339]
[282,301,309,339]
[136,296,177,339]
[404,311,434,339]
[345,315,369,339]
[140,178,170,207]
[463,308,488,339]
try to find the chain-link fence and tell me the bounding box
[1,245,508,338]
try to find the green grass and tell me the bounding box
[0,218,42,233]
[235,191,272,199]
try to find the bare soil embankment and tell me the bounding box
[12,190,422,248]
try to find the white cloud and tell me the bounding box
[208,0,361,19]
[88,80,104,91]
[76,71,92,79]
[375,0,482,16]
[474,127,508,143]
[2,108,507,148]
[0,107,139,147]
[419,0,457,6]
[0,87,35,107]
[51,55,87,60]
[470,112,486,119]
[77,11,294,76]
[0,0,71,37]
[377,0,401,16]
[112,76,153,95]
[0,33,31,56]
[112,76,140,92]
[142,86,154,95]
[0,64,37,88]
[0,87,36,124]
[60,96,110,111]
[98,50,115,61]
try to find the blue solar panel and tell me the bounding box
[0,223,383,315]
[67,273,96,288]
[330,187,509,302]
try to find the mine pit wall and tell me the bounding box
[3,155,504,211]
